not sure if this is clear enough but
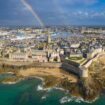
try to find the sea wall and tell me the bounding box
[0,58,81,76]
[62,62,80,76]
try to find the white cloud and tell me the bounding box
[72,10,105,19]
[61,0,98,5]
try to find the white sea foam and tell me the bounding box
[54,87,66,91]
[73,96,99,103]
[83,96,99,103]
[75,97,84,103]
[41,95,47,100]
[53,87,69,94]
[60,96,84,104]
[60,95,99,104]
[31,77,99,104]
[60,96,72,104]
[37,84,52,92]
[37,85,44,91]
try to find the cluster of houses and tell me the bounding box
[81,27,105,34]
[0,35,105,63]
[0,27,105,63]
[8,48,64,62]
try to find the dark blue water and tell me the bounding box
[0,78,105,105]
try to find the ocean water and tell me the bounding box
[0,78,105,105]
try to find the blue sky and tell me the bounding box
[0,0,105,26]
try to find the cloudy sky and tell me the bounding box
[0,0,105,26]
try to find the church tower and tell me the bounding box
[46,29,52,61]
[47,33,51,44]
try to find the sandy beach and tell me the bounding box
[18,68,78,83]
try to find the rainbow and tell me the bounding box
[21,0,44,27]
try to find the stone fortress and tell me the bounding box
[80,48,105,78]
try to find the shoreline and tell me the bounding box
[0,70,102,103]
[18,67,78,82]
[0,54,105,102]
[1,76,99,104]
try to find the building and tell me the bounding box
[49,51,61,62]
[29,49,48,62]
[9,52,28,61]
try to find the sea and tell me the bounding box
[0,78,105,105]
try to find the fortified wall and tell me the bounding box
[80,51,105,78]
[2,51,105,78]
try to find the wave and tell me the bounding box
[60,96,73,104]
[41,95,48,100]
[59,96,85,104]
[37,85,44,91]
[60,96,99,104]
[37,85,52,92]
[53,87,66,91]
[29,77,99,104]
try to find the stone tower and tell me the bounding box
[47,33,51,44]
[46,30,52,61]
[79,66,88,78]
